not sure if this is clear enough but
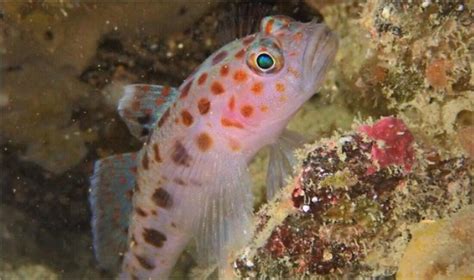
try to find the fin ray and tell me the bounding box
[89,152,137,273]
[118,84,179,140]
[266,129,306,199]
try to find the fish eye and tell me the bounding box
[256,52,275,71]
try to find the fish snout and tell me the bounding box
[302,22,338,95]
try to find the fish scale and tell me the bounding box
[89,15,338,279]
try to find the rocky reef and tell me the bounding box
[234,117,471,278]
[233,1,473,278]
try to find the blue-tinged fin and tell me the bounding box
[89,152,137,273]
[118,84,179,140]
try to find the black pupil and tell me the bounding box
[256,53,274,70]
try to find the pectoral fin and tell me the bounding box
[266,129,306,200]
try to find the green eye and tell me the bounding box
[256,53,275,70]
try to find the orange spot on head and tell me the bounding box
[180,110,194,126]
[196,132,213,152]
[220,64,229,76]
[233,70,248,82]
[251,82,263,96]
[234,49,245,59]
[221,118,244,129]
[240,105,254,118]
[265,19,275,34]
[228,96,235,111]
[276,82,285,93]
[197,72,208,85]
[198,98,210,115]
[211,81,225,95]
[260,105,269,112]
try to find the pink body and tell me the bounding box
[120,16,338,279]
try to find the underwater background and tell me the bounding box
[0,1,472,279]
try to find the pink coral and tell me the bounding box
[359,117,415,172]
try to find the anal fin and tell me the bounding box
[89,152,137,273]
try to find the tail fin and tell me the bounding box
[89,152,137,273]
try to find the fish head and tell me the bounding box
[193,15,338,155]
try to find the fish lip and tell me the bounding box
[301,21,338,96]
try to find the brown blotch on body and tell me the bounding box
[220,64,229,76]
[221,118,244,129]
[198,98,210,115]
[157,108,170,127]
[211,81,225,95]
[143,228,167,248]
[135,254,154,270]
[152,143,162,163]
[180,79,193,99]
[180,110,194,126]
[135,207,147,217]
[240,105,254,118]
[197,72,208,85]
[174,178,186,186]
[152,188,172,208]
[212,50,228,65]
[196,132,213,152]
[260,105,269,112]
[251,82,263,95]
[171,141,191,166]
[141,151,149,170]
[233,70,248,82]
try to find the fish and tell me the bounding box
[89,15,338,279]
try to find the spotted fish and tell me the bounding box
[89,15,338,279]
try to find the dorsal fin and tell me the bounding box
[118,84,179,141]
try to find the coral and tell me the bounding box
[309,1,473,157]
[396,205,474,279]
[233,117,471,278]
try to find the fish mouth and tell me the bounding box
[301,21,338,97]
